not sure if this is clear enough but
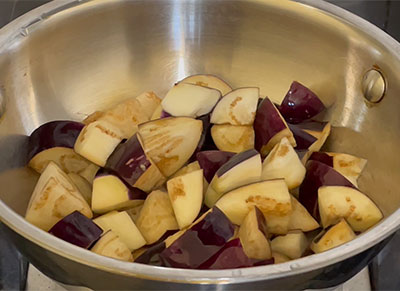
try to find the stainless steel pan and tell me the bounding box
[1,0,400,289]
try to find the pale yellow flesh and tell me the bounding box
[205,153,262,207]
[328,152,367,187]
[134,91,162,119]
[238,207,272,260]
[180,74,232,95]
[91,175,133,214]
[270,231,308,259]
[215,179,292,234]
[318,186,383,232]
[93,211,146,251]
[74,120,123,167]
[211,124,255,153]
[161,83,221,118]
[171,161,201,178]
[311,219,356,253]
[288,195,319,232]
[306,122,331,152]
[136,190,179,244]
[210,87,259,125]
[262,137,306,189]
[260,128,296,157]
[150,104,163,120]
[83,94,153,139]
[272,251,291,264]
[25,162,92,231]
[28,147,93,175]
[138,117,203,177]
[167,169,203,229]
[133,162,166,193]
[91,231,133,262]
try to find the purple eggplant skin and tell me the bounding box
[199,238,274,270]
[288,124,317,150]
[159,207,235,269]
[299,160,355,218]
[196,150,235,183]
[254,206,268,237]
[94,170,147,200]
[48,211,102,249]
[254,97,287,153]
[134,230,177,265]
[278,81,326,124]
[27,120,85,161]
[216,149,259,177]
[308,152,333,167]
[295,149,309,161]
[189,114,213,162]
[135,242,166,266]
[105,134,151,186]
[160,110,172,118]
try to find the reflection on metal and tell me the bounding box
[362,69,386,103]
[0,86,5,119]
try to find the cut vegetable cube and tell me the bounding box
[215,179,292,234]
[93,211,146,251]
[211,87,259,125]
[270,231,308,259]
[74,120,124,167]
[205,149,262,207]
[311,219,356,253]
[288,195,319,232]
[138,117,203,177]
[318,186,383,232]
[239,206,272,260]
[49,211,102,249]
[167,169,203,229]
[254,97,296,157]
[299,160,355,218]
[161,83,221,118]
[261,137,306,189]
[211,124,255,153]
[91,173,146,214]
[106,134,165,192]
[91,231,133,262]
[25,162,92,231]
[136,190,179,244]
[278,81,325,124]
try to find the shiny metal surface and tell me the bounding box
[1,0,400,289]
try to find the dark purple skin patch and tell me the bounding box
[159,207,234,269]
[160,110,172,118]
[27,120,84,161]
[288,124,318,150]
[216,149,259,178]
[199,238,274,269]
[254,206,268,238]
[189,114,213,162]
[308,152,334,167]
[254,97,287,153]
[49,211,102,249]
[295,149,309,161]
[299,160,355,218]
[278,81,326,124]
[196,150,235,183]
[106,134,151,186]
[135,242,166,266]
